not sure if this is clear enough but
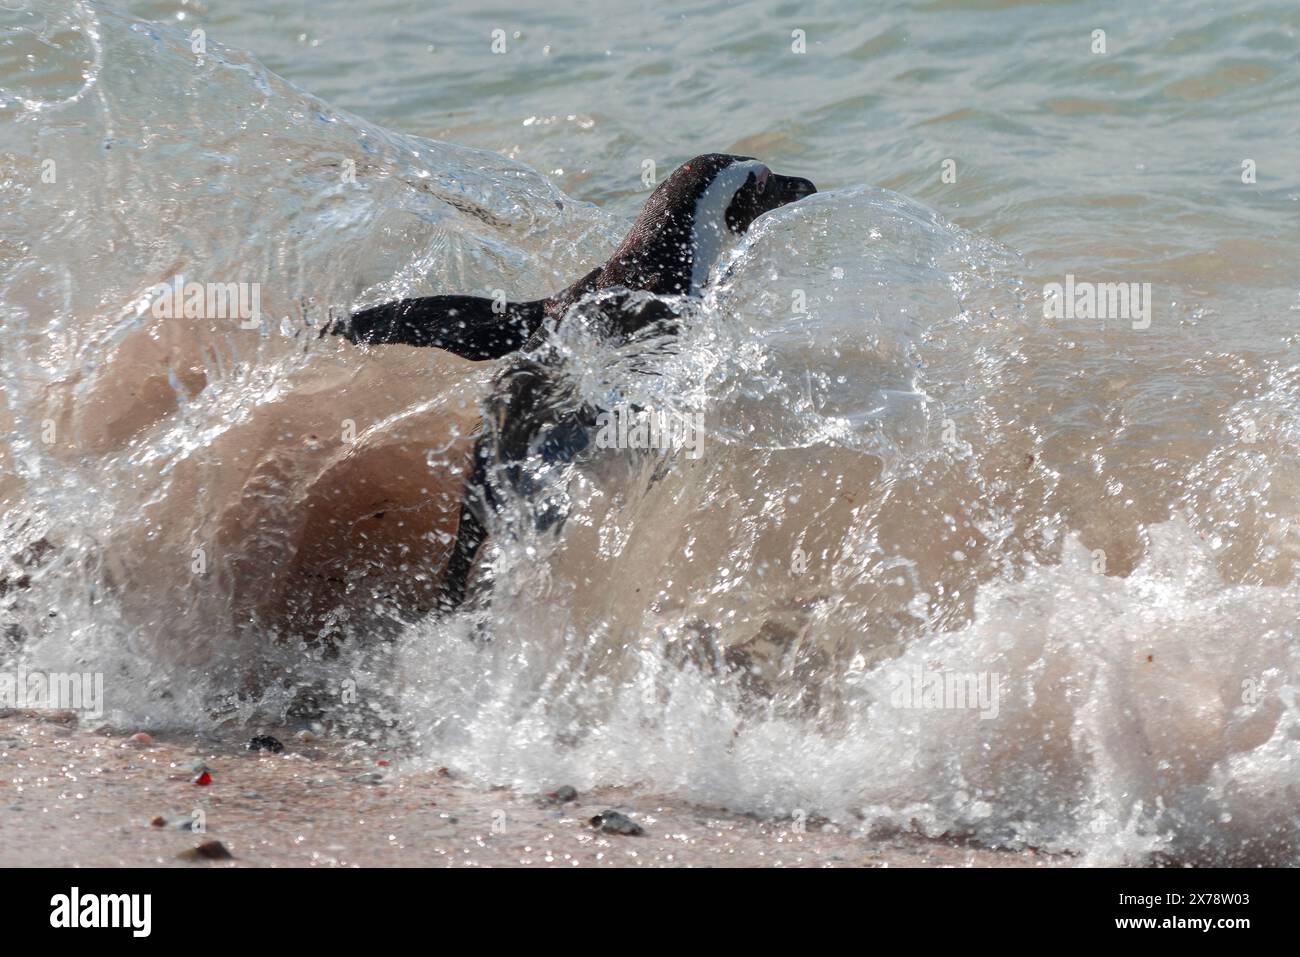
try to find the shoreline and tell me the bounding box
[0,712,1063,868]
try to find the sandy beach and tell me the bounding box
[0,712,1060,868]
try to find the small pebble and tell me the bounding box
[353,771,385,785]
[193,771,212,786]
[247,735,284,754]
[178,839,233,861]
[150,815,166,828]
[544,785,579,804]
[126,732,154,747]
[590,810,645,836]
[295,730,316,743]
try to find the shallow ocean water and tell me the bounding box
[1,0,1298,865]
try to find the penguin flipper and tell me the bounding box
[338,295,547,361]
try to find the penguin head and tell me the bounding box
[666,153,817,236]
[598,153,817,298]
[661,153,816,293]
[721,157,817,235]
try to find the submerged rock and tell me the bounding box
[590,810,645,836]
[544,785,579,805]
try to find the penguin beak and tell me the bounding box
[770,174,817,207]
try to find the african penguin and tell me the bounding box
[335,154,817,613]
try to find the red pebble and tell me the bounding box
[193,771,212,786]
[376,759,390,767]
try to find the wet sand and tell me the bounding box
[0,712,1064,868]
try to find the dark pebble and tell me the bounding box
[178,840,233,861]
[545,785,579,805]
[247,735,284,754]
[590,810,645,836]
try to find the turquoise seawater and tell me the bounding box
[124,0,1300,286]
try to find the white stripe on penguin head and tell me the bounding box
[688,159,768,294]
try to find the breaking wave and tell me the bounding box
[2,3,1296,865]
